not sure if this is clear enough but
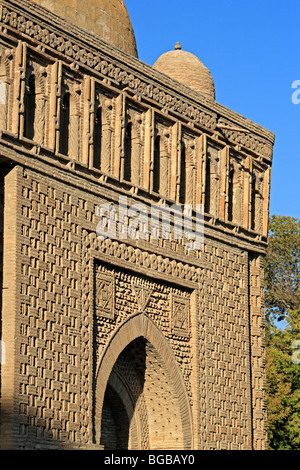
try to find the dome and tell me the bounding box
[153,42,215,100]
[30,0,138,58]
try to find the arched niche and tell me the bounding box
[94,313,193,450]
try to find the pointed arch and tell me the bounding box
[94,313,193,450]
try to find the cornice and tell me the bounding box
[0,0,275,162]
[0,138,268,256]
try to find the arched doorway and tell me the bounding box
[95,314,193,450]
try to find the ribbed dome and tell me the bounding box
[153,43,215,100]
[30,0,138,57]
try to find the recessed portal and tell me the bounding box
[100,336,185,450]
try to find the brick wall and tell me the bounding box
[248,253,267,450]
[0,161,269,450]
[203,244,252,449]
[14,167,82,449]
[0,0,273,450]
[0,164,268,450]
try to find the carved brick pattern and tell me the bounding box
[204,243,252,450]
[81,231,93,445]
[9,168,198,448]
[24,58,49,145]
[170,294,190,337]
[0,1,274,160]
[249,254,267,450]
[217,118,272,160]
[94,271,115,320]
[131,281,153,313]
[197,269,207,449]
[17,169,82,447]
[0,5,271,239]
[0,0,273,450]
[112,340,150,450]
[0,46,12,132]
[96,238,199,283]
[82,232,194,407]
[0,159,270,449]
[142,341,186,449]
[154,121,172,197]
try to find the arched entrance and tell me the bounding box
[94,314,193,450]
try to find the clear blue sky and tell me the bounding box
[126,0,300,220]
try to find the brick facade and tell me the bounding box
[0,0,274,450]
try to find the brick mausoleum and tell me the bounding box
[0,0,275,450]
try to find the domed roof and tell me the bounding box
[153,43,215,100]
[30,0,138,58]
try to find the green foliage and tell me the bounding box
[265,215,300,450]
[266,324,300,449]
[265,215,300,324]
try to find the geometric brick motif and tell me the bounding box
[131,281,153,313]
[170,294,189,337]
[85,250,194,411]
[17,171,81,448]
[94,268,115,320]
[0,0,273,450]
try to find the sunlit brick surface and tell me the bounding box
[0,0,274,450]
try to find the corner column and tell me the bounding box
[0,166,21,449]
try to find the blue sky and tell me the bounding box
[126,0,300,220]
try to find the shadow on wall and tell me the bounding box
[99,336,186,451]
[0,169,4,447]
[100,338,148,450]
[0,406,64,450]
[0,164,64,451]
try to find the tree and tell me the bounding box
[265,215,300,325]
[264,215,300,450]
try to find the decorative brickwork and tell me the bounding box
[14,168,82,448]
[248,254,268,450]
[204,245,252,449]
[0,0,274,450]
